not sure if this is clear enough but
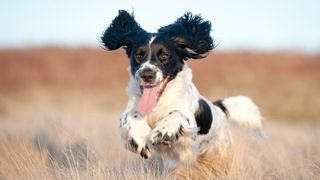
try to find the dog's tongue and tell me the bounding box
[137,84,161,114]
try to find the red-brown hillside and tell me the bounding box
[0,48,319,120]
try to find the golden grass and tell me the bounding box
[0,89,319,179]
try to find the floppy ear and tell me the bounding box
[158,12,214,60]
[101,10,147,55]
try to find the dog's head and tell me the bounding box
[101,10,214,112]
[101,10,214,85]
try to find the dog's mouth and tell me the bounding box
[137,77,170,114]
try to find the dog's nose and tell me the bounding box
[140,68,156,83]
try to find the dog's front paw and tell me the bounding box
[140,145,152,159]
[126,138,151,159]
[120,111,152,157]
[149,112,186,147]
[150,125,184,147]
[127,136,152,159]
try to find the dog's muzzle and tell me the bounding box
[139,68,157,85]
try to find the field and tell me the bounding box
[0,48,319,179]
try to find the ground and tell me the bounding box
[0,89,319,179]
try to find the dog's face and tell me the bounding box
[101,10,214,87]
[130,36,185,87]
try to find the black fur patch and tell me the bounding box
[213,99,229,116]
[195,99,212,135]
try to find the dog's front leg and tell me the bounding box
[149,110,197,147]
[119,110,151,158]
[148,110,199,165]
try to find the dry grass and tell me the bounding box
[0,89,319,179]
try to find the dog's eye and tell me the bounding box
[134,53,144,63]
[159,53,169,63]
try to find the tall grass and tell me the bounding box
[0,89,319,179]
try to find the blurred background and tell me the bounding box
[0,1,319,179]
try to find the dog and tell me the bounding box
[101,10,265,179]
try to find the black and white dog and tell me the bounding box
[101,10,264,178]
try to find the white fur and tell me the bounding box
[223,96,266,138]
[119,110,151,153]
[119,63,264,170]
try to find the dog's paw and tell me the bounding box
[149,112,187,147]
[126,137,152,159]
[140,145,152,159]
[126,137,151,158]
[150,125,184,147]
[120,110,152,157]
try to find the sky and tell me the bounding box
[1,0,320,52]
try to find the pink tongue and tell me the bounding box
[137,84,161,114]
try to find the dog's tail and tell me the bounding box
[215,96,266,138]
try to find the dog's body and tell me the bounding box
[101,10,264,178]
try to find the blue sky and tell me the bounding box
[1,0,320,52]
